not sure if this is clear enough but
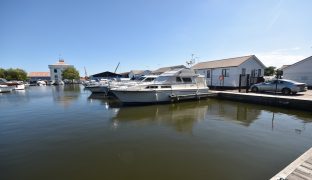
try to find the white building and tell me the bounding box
[128,70,151,79]
[48,59,74,84]
[192,55,266,87]
[283,56,312,87]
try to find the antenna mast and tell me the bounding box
[114,62,120,73]
[186,54,196,67]
[84,66,88,77]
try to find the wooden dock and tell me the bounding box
[271,147,312,180]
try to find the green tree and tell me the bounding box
[62,67,80,81]
[264,66,276,76]
[4,68,27,81]
[0,68,5,78]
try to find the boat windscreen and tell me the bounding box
[154,76,172,83]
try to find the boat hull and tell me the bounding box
[111,88,209,104]
[0,85,12,93]
[85,85,109,94]
[14,84,25,90]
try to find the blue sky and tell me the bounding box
[0,0,311,75]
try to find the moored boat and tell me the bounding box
[85,75,157,95]
[0,85,12,93]
[0,78,25,90]
[110,68,209,104]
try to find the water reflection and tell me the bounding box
[113,101,208,133]
[87,93,122,108]
[206,99,261,126]
[1,86,312,180]
[51,85,81,107]
[110,98,312,134]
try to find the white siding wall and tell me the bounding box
[283,58,312,86]
[239,57,265,77]
[211,67,239,87]
[195,56,265,87]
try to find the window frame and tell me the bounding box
[242,68,246,76]
[206,69,211,78]
[222,69,229,77]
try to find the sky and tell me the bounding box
[0,0,311,75]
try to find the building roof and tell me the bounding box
[48,59,72,66]
[28,72,50,77]
[130,70,146,75]
[91,71,122,78]
[119,72,130,75]
[282,56,312,70]
[55,59,69,65]
[152,65,186,75]
[192,55,258,69]
[280,65,290,70]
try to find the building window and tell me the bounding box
[55,75,58,80]
[54,69,57,73]
[258,69,261,77]
[242,68,246,76]
[222,69,229,77]
[207,70,211,78]
[251,69,255,77]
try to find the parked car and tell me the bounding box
[250,79,307,95]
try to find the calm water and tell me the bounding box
[0,85,312,180]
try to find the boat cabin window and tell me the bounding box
[161,85,171,88]
[145,85,158,89]
[137,76,145,81]
[154,76,170,83]
[176,77,182,82]
[182,77,192,83]
[143,77,155,82]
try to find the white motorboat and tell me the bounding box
[0,78,25,90]
[104,75,158,95]
[14,84,25,90]
[86,75,158,95]
[110,68,209,104]
[37,80,47,86]
[0,85,12,93]
[84,79,109,93]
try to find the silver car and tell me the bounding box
[250,79,307,95]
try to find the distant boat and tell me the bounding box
[110,68,209,104]
[84,79,110,93]
[0,85,12,93]
[85,75,157,95]
[37,80,47,86]
[50,80,64,86]
[0,78,25,90]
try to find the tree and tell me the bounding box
[62,67,80,81]
[0,68,5,78]
[264,66,276,76]
[3,68,27,81]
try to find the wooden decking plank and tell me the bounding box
[296,165,312,175]
[287,172,309,180]
[306,157,312,165]
[270,147,312,180]
[301,162,312,171]
[293,168,312,179]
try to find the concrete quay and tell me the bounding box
[209,90,312,112]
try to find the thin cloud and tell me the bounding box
[266,0,284,31]
[257,49,305,68]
